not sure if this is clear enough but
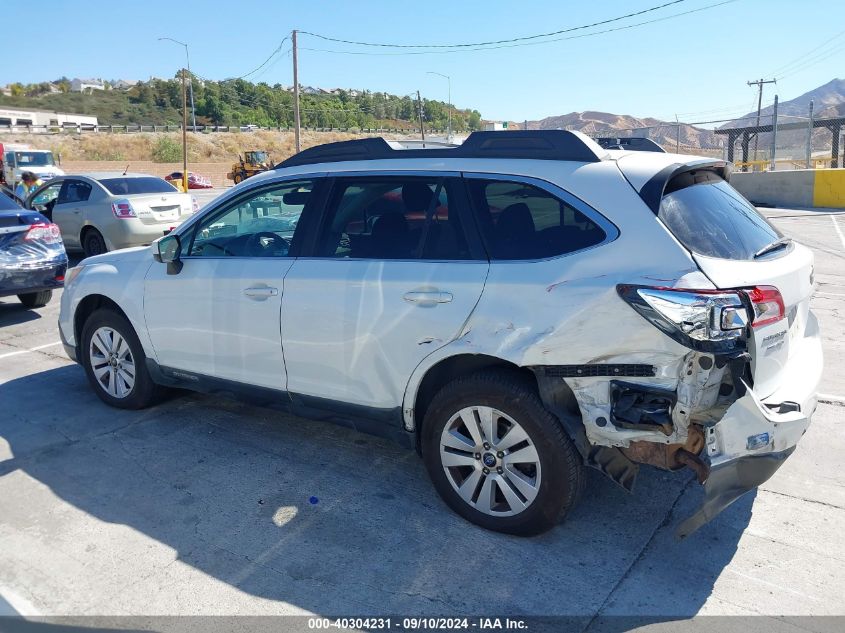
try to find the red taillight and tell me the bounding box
[24,222,62,244]
[111,199,136,219]
[55,275,65,282]
[745,285,785,328]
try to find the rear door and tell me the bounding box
[280,173,488,412]
[656,171,814,398]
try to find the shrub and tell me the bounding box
[151,136,182,163]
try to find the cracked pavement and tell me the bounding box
[0,205,843,625]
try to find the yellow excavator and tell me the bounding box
[227,150,274,184]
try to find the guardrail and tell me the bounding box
[0,124,445,135]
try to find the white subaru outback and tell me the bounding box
[58,131,822,537]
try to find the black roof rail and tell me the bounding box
[276,130,607,169]
[594,137,666,153]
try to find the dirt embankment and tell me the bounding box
[1,130,418,187]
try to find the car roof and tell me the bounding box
[62,172,166,181]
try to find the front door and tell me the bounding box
[143,178,317,391]
[281,174,489,413]
[52,179,92,248]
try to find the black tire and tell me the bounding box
[422,369,585,536]
[82,229,108,257]
[233,172,243,184]
[17,290,52,308]
[80,308,165,409]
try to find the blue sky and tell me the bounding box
[4,0,842,123]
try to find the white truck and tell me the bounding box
[0,143,65,188]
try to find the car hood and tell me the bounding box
[78,245,153,267]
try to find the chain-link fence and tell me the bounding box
[542,104,845,172]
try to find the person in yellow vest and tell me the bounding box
[15,172,43,201]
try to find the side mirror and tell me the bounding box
[155,234,183,274]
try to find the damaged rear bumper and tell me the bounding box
[677,447,795,538]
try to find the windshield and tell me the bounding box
[99,177,177,195]
[658,173,782,261]
[249,151,268,162]
[0,188,21,210]
[15,151,54,167]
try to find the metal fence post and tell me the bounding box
[769,95,779,171]
[805,100,814,169]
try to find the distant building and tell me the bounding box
[112,79,138,90]
[0,106,98,131]
[70,78,105,93]
[484,122,508,131]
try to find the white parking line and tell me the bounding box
[0,341,62,361]
[819,393,845,405]
[832,215,845,250]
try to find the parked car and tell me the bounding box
[164,171,213,190]
[0,187,67,308]
[26,173,197,257]
[57,131,822,537]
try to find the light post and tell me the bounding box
[159,37,196,131]
[427,71,451,140]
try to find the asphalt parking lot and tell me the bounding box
[0,201,843,625]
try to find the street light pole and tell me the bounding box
[159,37,196,130]
[427,71,451,140]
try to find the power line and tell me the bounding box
[767,29,845,78]
[300,0,689,49]
[299,0,737,56]
[234,36,290,79]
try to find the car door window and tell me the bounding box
[30,182,61,211]
[467,179,607,260]
[57,179,92,204]
[187,180,313,258]
[315,177,471,260]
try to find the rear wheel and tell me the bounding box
[82,229,108,257]
[233,172,243,184]
[17,290,52,308]
[422,370,584,536]
[80,309,165,409]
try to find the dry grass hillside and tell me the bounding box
[0,130,417,164]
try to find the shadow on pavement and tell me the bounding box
[0,301,42,328]
[0,365,752,619]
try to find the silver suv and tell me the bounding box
[58,131,822,537]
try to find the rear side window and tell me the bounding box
[57,180,92,204]
[315,177,471,260]
[99,177,177,195]
[659,172,781,260]
[466,179,606,260]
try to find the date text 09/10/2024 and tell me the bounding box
[307,617,528,630]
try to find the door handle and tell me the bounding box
[243,286,279,299]
[403,291,453,305]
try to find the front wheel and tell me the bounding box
[80,309,165,409]
[422,370,584,536]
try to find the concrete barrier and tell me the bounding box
[730,168,845,208]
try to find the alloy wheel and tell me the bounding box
[439,406,542,517]
[89,326,136,398]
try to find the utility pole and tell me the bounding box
[417,90,426,145]
[747,78,776,166]
[158,38,196,131]
[805,100,814,169]
[769,94,779,171]
[181,68,188,192]
[292,29,301,153]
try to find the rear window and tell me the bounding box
[99,177,177,195]
[658,172,781,260]
[0,189,20,211]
